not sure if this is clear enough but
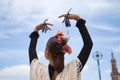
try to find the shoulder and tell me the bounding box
[62,58,82,73]
[30,58,47,69]
[30,59,50,80]
[66,58,82,68]
[56,58,82,80]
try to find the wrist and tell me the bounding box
[34,27,39,32]
[76,18,86,27]
[34,29,39,32]
[75,15,80,21]
[29,31,39,38]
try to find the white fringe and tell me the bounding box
[30,58,82,80]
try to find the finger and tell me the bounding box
[62,18,66,23]
[46,23,54,26]
[67,14,75,19]
[36,23,44,30]
[46,26,52,30]
[58,14,66,18]
[36,23,44,27]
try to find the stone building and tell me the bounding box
[111,52,120,80]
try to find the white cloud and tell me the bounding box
[102,69,111,80]
[1,0,118,23]
[38,51,45,58]
[0,0,120,80]
[113,46,120,53]
[0,49,46,80]
[90,24,120,32]
[84,0,111,11]
[103,69,111,75]
[0,0,119,38]
[0,31,9,39]
[99,26,119,32]
[0,65,29,80]
[0,28,29,39]
[0,49,27,59]
[9,0,41,17]
[93,36,120,44]
[0,49,45,61]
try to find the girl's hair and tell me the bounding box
[46,30,72,56]
[46,36,63,55]
[45,31,72,73]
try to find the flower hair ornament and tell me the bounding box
[55,30,72,54]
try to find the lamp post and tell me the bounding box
[93,51,103,80]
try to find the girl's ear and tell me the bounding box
[44,50,49,60]
[45,49,54,65]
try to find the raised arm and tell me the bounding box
[59,14,93,71]
[28,23,53,64]
[29,31,39,64]
[76,19,93,71]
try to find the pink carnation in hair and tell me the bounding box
[55,30,64,36]
[55,30,72,54]
[63,44,72,54]
[55,30,68,44]
[57,36,68,44]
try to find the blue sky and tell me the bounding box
[0,0,120,80]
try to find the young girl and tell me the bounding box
[29,13,93,80]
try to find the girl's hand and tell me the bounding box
[58,14,80,23]
[34,23,53,32]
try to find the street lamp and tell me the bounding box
[93,51,103,80]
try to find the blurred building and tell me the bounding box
[111,52,120,80]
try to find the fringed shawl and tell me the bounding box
[30,58,82,80]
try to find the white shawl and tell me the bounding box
[30,58,82,80]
